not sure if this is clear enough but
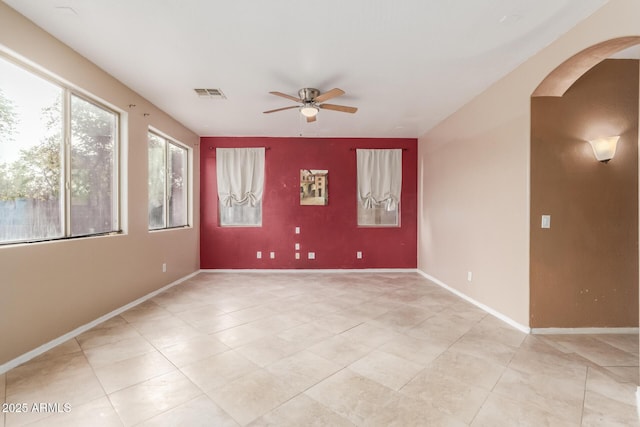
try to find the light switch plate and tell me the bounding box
[541,215,551,229]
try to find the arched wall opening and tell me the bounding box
[530,37,640,328]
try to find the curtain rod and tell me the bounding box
[349,148,408,151]
[208,146,271,150]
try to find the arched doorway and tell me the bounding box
[532,37,640,97]
[529,37,640,382]
[530,37,640,330]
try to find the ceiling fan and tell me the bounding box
[263,88,358,122]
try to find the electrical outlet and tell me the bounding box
[308,252,315,260]
[295,243,300,250]
[270,251,275,259]
[256,251,262,259]
[295,252,300,260]
[467,271,473,282]
[356,251,363,259]
[295,226,300,234]
[162,263,166,273]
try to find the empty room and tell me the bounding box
[1,1,639,426]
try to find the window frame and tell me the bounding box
[355,148,402,228]
[67,91,121,237]
[147,129,191,231]
[218,202,263,227]
[357,202,401,228]
[0,53,122,246]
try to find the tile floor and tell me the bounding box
[1,272,638,426]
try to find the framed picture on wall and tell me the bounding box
[300,169,328,205]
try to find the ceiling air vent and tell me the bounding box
[194,88,226,99]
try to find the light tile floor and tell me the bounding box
[1,272,638,426]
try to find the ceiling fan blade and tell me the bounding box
[319,103,358,113]
[269,91,301,103]
[306,115,317,123]
[263,105,299,114]
[314,88,345,103]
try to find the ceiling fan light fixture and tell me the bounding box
[300,104,319,118]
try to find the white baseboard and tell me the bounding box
[200,268,419,274]
[416,269,531,334]
[531,327,639,335]
[0,271,199,375]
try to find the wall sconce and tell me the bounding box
[587,136,619,163]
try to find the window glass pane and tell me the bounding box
[219,202,261,227]
[70,95,117,236]
[168,143,187,227]
[148,133,166,229]
[148,133,189,230]
[0,57,63,243]
[358,203,399,227]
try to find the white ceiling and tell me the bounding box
[3,0,609,138]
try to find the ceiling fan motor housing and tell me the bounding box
[298,88,320,102]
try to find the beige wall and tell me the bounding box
[0,3,200,366]
[418,0,640,327]
[531,59,639,328]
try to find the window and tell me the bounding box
[70,95,118,235]
[356,149,402,227]
[0,55,120,244]
[216,147,264,226]
[148,131,189,230]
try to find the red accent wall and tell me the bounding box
[200,137,417,269]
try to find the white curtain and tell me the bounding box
[216,147,265,207]
[356,149,402,209]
